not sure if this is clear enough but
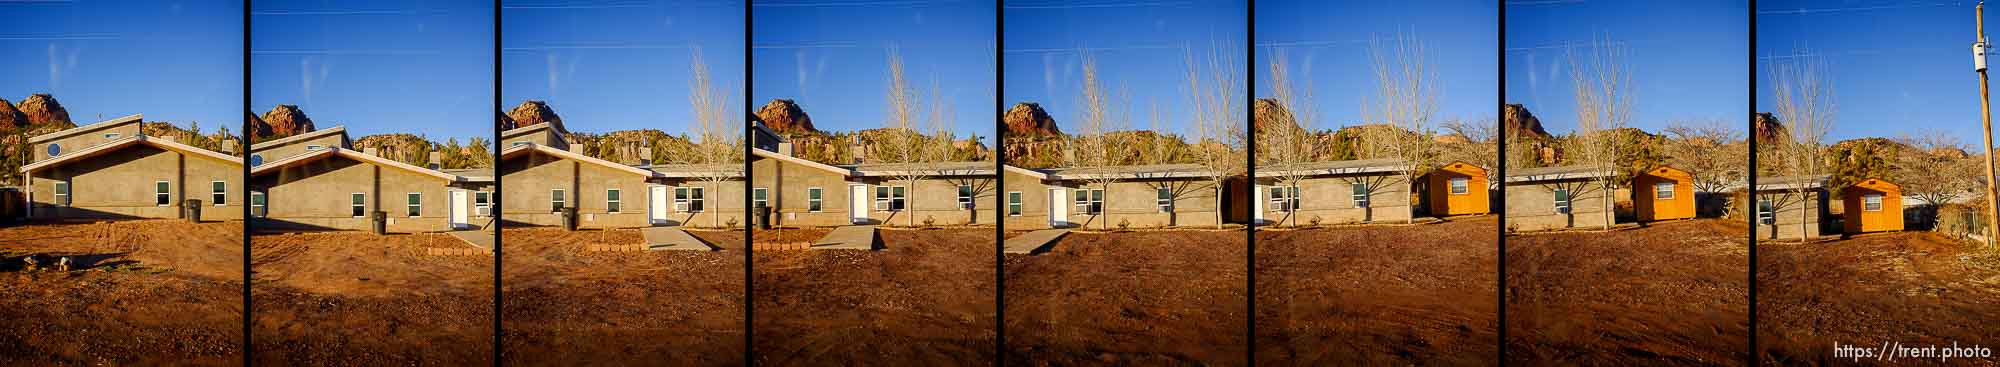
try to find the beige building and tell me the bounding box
[1748,175,1827,240]
[1503,165,1616,231]
[1013,164,1229,230]
[1254,158,1413,226]
[249,126,491,233]
[20,114,244,222]
[747,143,996,228]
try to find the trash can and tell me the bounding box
[371,211,388,235]
[183,199,203,223]
[754,206,772,229]
[560,207,579,231]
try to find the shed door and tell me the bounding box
[850,184,869,224]
[649,185,669,225]
[449,190,469,229]
[1048,188,1067,227]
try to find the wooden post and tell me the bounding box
[1980,1,1999,250]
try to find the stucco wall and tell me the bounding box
[1753,190,1823,240]
[854,176,996,227]
[252,133,346,163]
[33,122,142,162]
[1505,180,1613,231]
[751,156,853,227]
[1062,178,1222,229]
[500,151,658,228]
[1260,174,1412,226]
[253,155,456,232]
[1000,170,1053,231]
[27,145,241,222]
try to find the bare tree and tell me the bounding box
[873,47,946,227]
[1441,117,1500,183]
[1661,119,1748,194]
[1258,48,1318,227]
[677,47,743,228]
[1360,33,1440,224]
[1766,50,1835,241]
[1181,43,1246,229]
[1896,130,1979,207]
[1566,37,1634,231]
[1063,51,1131,230]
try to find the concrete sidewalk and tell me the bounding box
[643,227,718,251]
[1003,229,1068,254]
[446,230,495,251]
[811,225,877,250]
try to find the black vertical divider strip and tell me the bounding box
[492,1,505,365]
[1244,1,1257,365]
[744,1,756,363]
[994,0,1007,365]
[241,1,253,364]
[1495,2,1508,363]
[1747,1,1759,363]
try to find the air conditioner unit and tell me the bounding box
[476,205,491,217]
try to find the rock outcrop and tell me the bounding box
[1502,104,1549,139]
[1754,112,1786,144]
[254,105,315,140]
[1003,102,1060,136]
[1253,98,1297,133]
[18,93,73,129]
[0,98,25,132]
[506,100,563,132]
[755,99,817,133]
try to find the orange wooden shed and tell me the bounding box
[1634,165,1696,222]
[1426,161,1489,216]
[1842,178,1904,234]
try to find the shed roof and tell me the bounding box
[500,142,660,178]
[21,135,242,173]
[249,126,347,152]
[1504,165,1616,183]
[27,113,143,144]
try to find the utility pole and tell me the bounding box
[1977,0,1999,251]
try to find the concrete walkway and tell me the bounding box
[446,230,495,251]
[811,225,877,250]
[643,227,718,251]
[1004,229,1068,254]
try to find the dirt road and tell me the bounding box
[1506,219,1750,365]
[1760,231,2000,366]
[1004,228,1247,366]
[753,227,995,366]
[1255,216,1499,366]
[0,220,243,365]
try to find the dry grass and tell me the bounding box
[753,228,994,366]
[1255,215,1497,366]
[1004,229,1248,366]
[1506,219,1749,365]
[1759,231,2000,366]
[250,231,494,365]
[500,227,744,366]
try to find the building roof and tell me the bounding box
[249,126,348,153]
[1003,164,1049,180]
[1747,175,1828,191]
[21,135,242,173]
[440,168,495,182]
[250,146,463,182]
[500,142,660,178]
[751,148,852,177]
[1046,163,1221,181]
[27,113,143,144]
[648,163,744,178]
[1503,165,1616,183]
[500,122,564,140]
[1256,158,1409,178]
[851,161,994,176]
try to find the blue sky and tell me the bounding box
[1004,0,1245,137]
[0,0,242,130]
[1506,0,1748,134]
[502,0,743,135]
[753,0,995,141]
[1758,0,1989,144]
[1256,0,1496,130]
[252,0,494,141]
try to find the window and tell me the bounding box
[474,192,491,216]
[1757,199,1775,225]
[103,133,120,139]
[306,145,324,151]
[511,141,530,147]
[1269,186,1299,212]
[351,193,366,217]
[250,191,266,218]
[155,181,171,206]
[1156,187,1173,212]
[1073,189,1103,215]
[406,193,422,217]
[1655,182,1676,200]
[52,181,69,207]
[1352,182,1370,208]
[551,189,566,212]
[1553,188,1572,214]
[249,154,263,166]
[607,189,622,213]
[46,143,60,157]
[958,184,975,209]
[1450,177,1470,195]
[1008,192,1023,216]
[1863,194,1884,211]
[807,187,822,212]
[875,186,906,211]
[752,188,768,209]
[675,187,704,212]
[211,181,227,206]
[427,163,441,170]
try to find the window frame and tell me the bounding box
[155,181,171,206]
[875,186,907,212]
[751,187,768,209]
[305,144,324,152]
[1008,191,1023,216]
[104,132,120,139]
[1863,194,1884,211]
[1155,187,1172,213]
[806,187,823,212]
[1553,188,1572,214]
[606,188,622,213]
[211,180,227,206]
[350,193,366,218]
[1073,188,1104,215]
[250,191,266,218]
[674,187,705,213]
[249,154,263,166]
[1352,182,1369,208]
[406,192,422,218]
[550,189,567,213]
[52,181,69,207]
[1757,199,1776,225]
[46,143,60,157]
[474,191,491,217]
[957,184,975,210]
[1449,177,1469,195]
[1655,182,1676,200]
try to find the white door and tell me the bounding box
[649,185,669,225]
[1253,186,1266,223]
[1048,188,1067,227]
[849,184,869,224]
[449,190,469,230]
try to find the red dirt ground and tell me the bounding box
[752,227,995,366]
[250,230,494,366]
[1506,219,1750,365]
[0,220,243,365]
[1004,229,1248,366]
[1759,231,2000,366]
[500,227,745,366]
[1255,215,1499,366]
